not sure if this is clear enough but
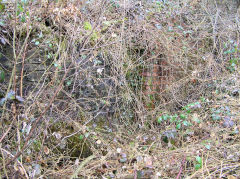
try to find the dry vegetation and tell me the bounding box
[0,0,240,178]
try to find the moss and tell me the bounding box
[67,135,93,158]
[48,121,92,159]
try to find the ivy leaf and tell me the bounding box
[35,41,40,45]
[196,156,202,164]
[195,156,202,170]
[170,115,178,122]
[205,144,211,150]
[176,123,181,130]
[180,114,187,119]
[157,117,162,124]
[186,109,192,113]
[66,80,72,86]
[195,163,202,170]
[183,120,189,126]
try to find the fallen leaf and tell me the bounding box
[43,146,50,155]
[26,156,31,163]
[144,156,153,168]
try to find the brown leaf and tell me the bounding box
[144,156,153,168]
[25,156,31,163]
[227,175,237,179]
[43,146,50,155]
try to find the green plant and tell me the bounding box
[195,156,202,170]
[211,106,231,121]
[17,1,30,23]
[228,57,240,72]
[0,67,5,82]
[157,100,203,129]
[223,41,240,72]
[0,0,5,13]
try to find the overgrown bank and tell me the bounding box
[0,0,240,178]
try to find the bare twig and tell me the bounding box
[1,0,107,169]
[70,155,95,179]
[0,147,29,179]
[1,61,73,169]
[20,43,28,97]
[176,155,186,179]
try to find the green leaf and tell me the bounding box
[195,156,202,170]
[200,97,205,102]
[0,70,5,82]
[162,114,169,121]
[84,21,92,31]
[149,94,154,101]
[157,117,162,123]
[186,156,191,161]
[35,41,40,45]
[195,163,202,170]
[21,15,26,22]
[186,109,192,113]
[146,103,153,108]
[176,123,181,130]
[205,144,211,150]
[196,156,202,164]
[180,114,186,119]
[183,120,190,126]
[170,115,178,122]
[66,80,72,86]
[79,135,84,140]
[18,4,24,12]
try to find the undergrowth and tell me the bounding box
[0,0,240,178]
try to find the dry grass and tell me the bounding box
[0,0,240,178]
